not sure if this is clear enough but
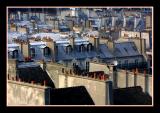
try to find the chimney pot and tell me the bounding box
[31,81,34,84]
[136,68,139,74]
[144,69,147,76]
[70,69,72,75]
[62,68,64,73]
[99,75,101,80]
[43,80,46,86]
[132,68,135,73]
[86,74,89,77]
[16,76,18,81]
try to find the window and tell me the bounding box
[79,44,84,52]
[124,48,128,53]
[118,61,121,67]
[124,60,128,66]
[150,59,152,67]
[73,63,76,68]
[86,61,89,72]
[66,45,72,54]
[44,47,50,57]
[12,50,18,58]
[87,43,92,52]
[30,48,35,58]
[135,59,138,66]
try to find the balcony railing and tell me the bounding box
[117,62,148,69]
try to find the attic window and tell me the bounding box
[86,61,89,72]
[30,48,35,58]
[66,45,72,54]
[124,48,128,53]
[87,43,92,52]
[79,44,85,52]
[44,47,51,57]
[12,50,19,58]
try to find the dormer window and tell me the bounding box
[86,61,89,72]
[66,45,72,54]
[12,50,18,58]
[79,44,85,52]
[87,43,92,52]
[44,47,51,57]
[124,47,128,53]
[8,48,18,59]
[30,48,35,58]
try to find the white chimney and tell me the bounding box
[112,16,115,27]
[134,17,137,30]
[17,11,21,20]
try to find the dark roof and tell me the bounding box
[113,86,152,105]
[56,44,113,61]
[50,86,94,105]
[17,66,55,88]
[114,42,140,57]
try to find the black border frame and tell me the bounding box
[0,0,160,112]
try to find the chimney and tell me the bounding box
[85,20,91,28]
[31,80,34,84]
[21,40,31,58]
[26,27,30,35]
[136,68,139,75]
[140,32,146,55]
[70,35,75,51]
[43,80,46,86]
[107,40,115,53]
[94,36,99,52]
[144,69,147,76]
[108,64,117,88]
[17,11,21,21]
[46,39,57,62]
[53,19,59,30]
[16,25,18,32]
[123,16,126,28]
[134,17,137,31]
[31,20,36,33]
[132,33,146,55]
[39,12,41,20]
[18,78,21,82]
[112,16,115,28]
[68,20,74,30]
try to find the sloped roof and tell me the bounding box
[113,86,152,105]
[18,66,55,88]
[50,86,94,105]
[114,42,140,57]
[56,44,114,61]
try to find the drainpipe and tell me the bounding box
[144,69,149,94]
[140,32,142,55]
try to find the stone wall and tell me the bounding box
[8,59,17,78]
[46,63,112,105]
[115,70,152,97]
[7,80,51,105]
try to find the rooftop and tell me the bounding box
[50,86,95,105]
